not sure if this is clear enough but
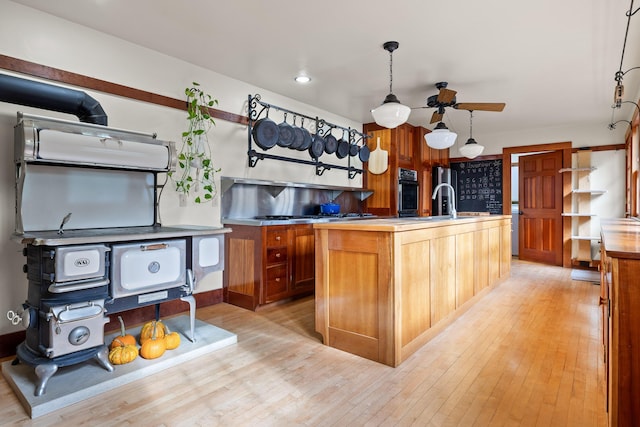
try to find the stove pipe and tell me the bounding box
[0,73,108,126]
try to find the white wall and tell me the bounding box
[466,122,628,156]
[0,1,630,336]
[0,1,363,336]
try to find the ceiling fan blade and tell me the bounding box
[437,88,457,104]
[454,102,506,112]
[430,111,443,124]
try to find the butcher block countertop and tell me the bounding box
[600,217,640,259]
[313,214,512,233]
[314,214,512,367]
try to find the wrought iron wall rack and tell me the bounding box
[247,94,369,179]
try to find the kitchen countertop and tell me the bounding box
[13,225,231,246]
[312,214,512,232]
[600,217,640,259]
[222,216,378,227]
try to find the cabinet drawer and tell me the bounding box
[266,229,288,246]
[265,264,288,297]
[266,247,288,264]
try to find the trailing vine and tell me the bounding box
[169,82,220,204]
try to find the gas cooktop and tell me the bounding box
[223,213,377,226]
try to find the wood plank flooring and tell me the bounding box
[0,260,606,426]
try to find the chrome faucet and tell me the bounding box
[432,183,457,219]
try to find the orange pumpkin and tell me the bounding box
[110,316,137,350]
[108,338,139,365]
[163,324,181,350]
[140,321,166,360]
[140,319,165,345]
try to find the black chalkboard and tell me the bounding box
[450,159,503,214]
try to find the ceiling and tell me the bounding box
[10,0,640,139]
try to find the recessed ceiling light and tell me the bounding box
[294,75,311,84]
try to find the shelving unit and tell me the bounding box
[561,150,606,264]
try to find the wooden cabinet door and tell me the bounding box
[291,224,315,293]
[417,126,430,165]
[224,225,261,310]
[363,128,395,216]
[396,124,415,169]
[430,235,456,325]
[600,249,610,414]
[420,168,432,216]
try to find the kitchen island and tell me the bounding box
[314,215,512,367]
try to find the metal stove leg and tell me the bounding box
[34,363,58,396]
[180,295,196,343]
[95,345,114,372]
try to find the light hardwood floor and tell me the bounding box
[0,260,606,426]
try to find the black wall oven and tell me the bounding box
[398,168,419,217]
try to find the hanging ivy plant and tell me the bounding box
[169,82,221,204]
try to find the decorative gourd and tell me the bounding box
[140,321,166,360]
[140,319,165,345]
[109,315,137,350]
[163,324,181,350]
[108,338,139,365]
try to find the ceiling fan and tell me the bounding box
[420,81,506,124]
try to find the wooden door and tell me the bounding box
[518,151,563,265]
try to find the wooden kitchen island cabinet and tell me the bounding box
[600,218,640,427]
[223,223,314,311]
[314,215,511,367]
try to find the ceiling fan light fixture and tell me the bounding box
[459,110,484,158]
[459,137,484,159]
[425,122,457,149]
[372,41,410,129]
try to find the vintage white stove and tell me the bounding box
[7,113,229,396]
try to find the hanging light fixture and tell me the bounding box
[371,41,411,129]
[459,110,484,159]
[424,121,457,149]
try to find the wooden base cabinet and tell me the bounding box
[224,224,314,311]
[600,219,640,427]
[315,216,511,367]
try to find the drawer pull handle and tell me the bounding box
[275,253,281,258]
[141,243,168,251]
[275,278,280,282]
[275,236,281,241]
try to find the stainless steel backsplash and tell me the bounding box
[220,177,367,219]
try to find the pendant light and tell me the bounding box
[459,110,484,159]
[424,121,457,149]
[371,41,411,129]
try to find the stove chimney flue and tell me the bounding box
[0,73,108,125]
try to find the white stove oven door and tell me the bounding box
[111,239,186,298]
[44,299,109,358]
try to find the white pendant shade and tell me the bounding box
[372,101,411,129]
[424,122,457,149]
[371,41,410,129]
[459,138,484,159]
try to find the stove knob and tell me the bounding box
[22,264,28,273]
[22,248,27,256]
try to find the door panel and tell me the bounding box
[518,151,563,265]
